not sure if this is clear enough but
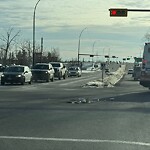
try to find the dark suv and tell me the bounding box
[31,63,54,82]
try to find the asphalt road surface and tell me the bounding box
[0,64,150,150]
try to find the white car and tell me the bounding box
[68,66,82,77]
[1,65,32,85]
[50,62,67,80]
[128,69,133,74]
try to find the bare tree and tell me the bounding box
[0,28,20,65]
[19,40,32,65]
[51,47,61,62]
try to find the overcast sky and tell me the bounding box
[0,0,150,61]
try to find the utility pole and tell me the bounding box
[40,37,43,62]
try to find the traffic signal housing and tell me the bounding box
[90,55,94,57]
[109,8,128,17]
[105,55,109,58]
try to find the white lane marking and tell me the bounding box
[0,136,150,146]
[117,91,146,97]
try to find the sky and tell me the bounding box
[0,0,150,62]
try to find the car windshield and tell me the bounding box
[33,64,49,70]
[51,63,60,67]
[69,67,78,71]
[4,66,24,72]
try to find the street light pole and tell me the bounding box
[92,41,96,66]
[33,0,41,67]
[77,27,87,66]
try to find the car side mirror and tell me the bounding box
[24,71,28,74]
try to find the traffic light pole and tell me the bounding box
[128,9,150,12]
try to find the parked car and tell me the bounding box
[140,43,150,88]
[50,62,67,80]
[133,65,141,81]
[68,66,82,77]
[31,63,54,82]
[1,65,32,85]
[105,68,110,73]
[128,68,134,74]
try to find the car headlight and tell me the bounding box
[16,74,22,77]
[1,74,5,77]
[45,71,48,74]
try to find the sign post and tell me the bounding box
[101,63,106,82]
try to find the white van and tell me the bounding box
[140,43,150,88]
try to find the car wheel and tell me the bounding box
[29,79,32,84]
[46,75,50,82]
[50,75,54,82]
[1,81,5,85]
[58,72,62,80]
[63,73,66,79]
[21,80,25,85]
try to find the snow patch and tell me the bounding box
[83,65,126,88]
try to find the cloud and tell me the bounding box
[118,0,150,8]
[0,0,148,60]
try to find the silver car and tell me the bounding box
[68,66,82,77]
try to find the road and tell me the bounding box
[0,64,150,150]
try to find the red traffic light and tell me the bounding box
[105,55,109,58]
[109,8,128,17]
[111,10,117,16]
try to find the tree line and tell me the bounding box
[0,28,61,66]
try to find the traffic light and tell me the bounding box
[101,63,106,69]
[105,55,109,58]
[90,55,94,57]
[109,8,128,17]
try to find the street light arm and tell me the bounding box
[34,0,41,12]
[77,27,87,65]
[79,27,87,39]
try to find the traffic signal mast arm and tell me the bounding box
[109,8,150,17]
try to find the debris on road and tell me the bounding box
[67,97,100,104]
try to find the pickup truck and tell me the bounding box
[50,62,67,80]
